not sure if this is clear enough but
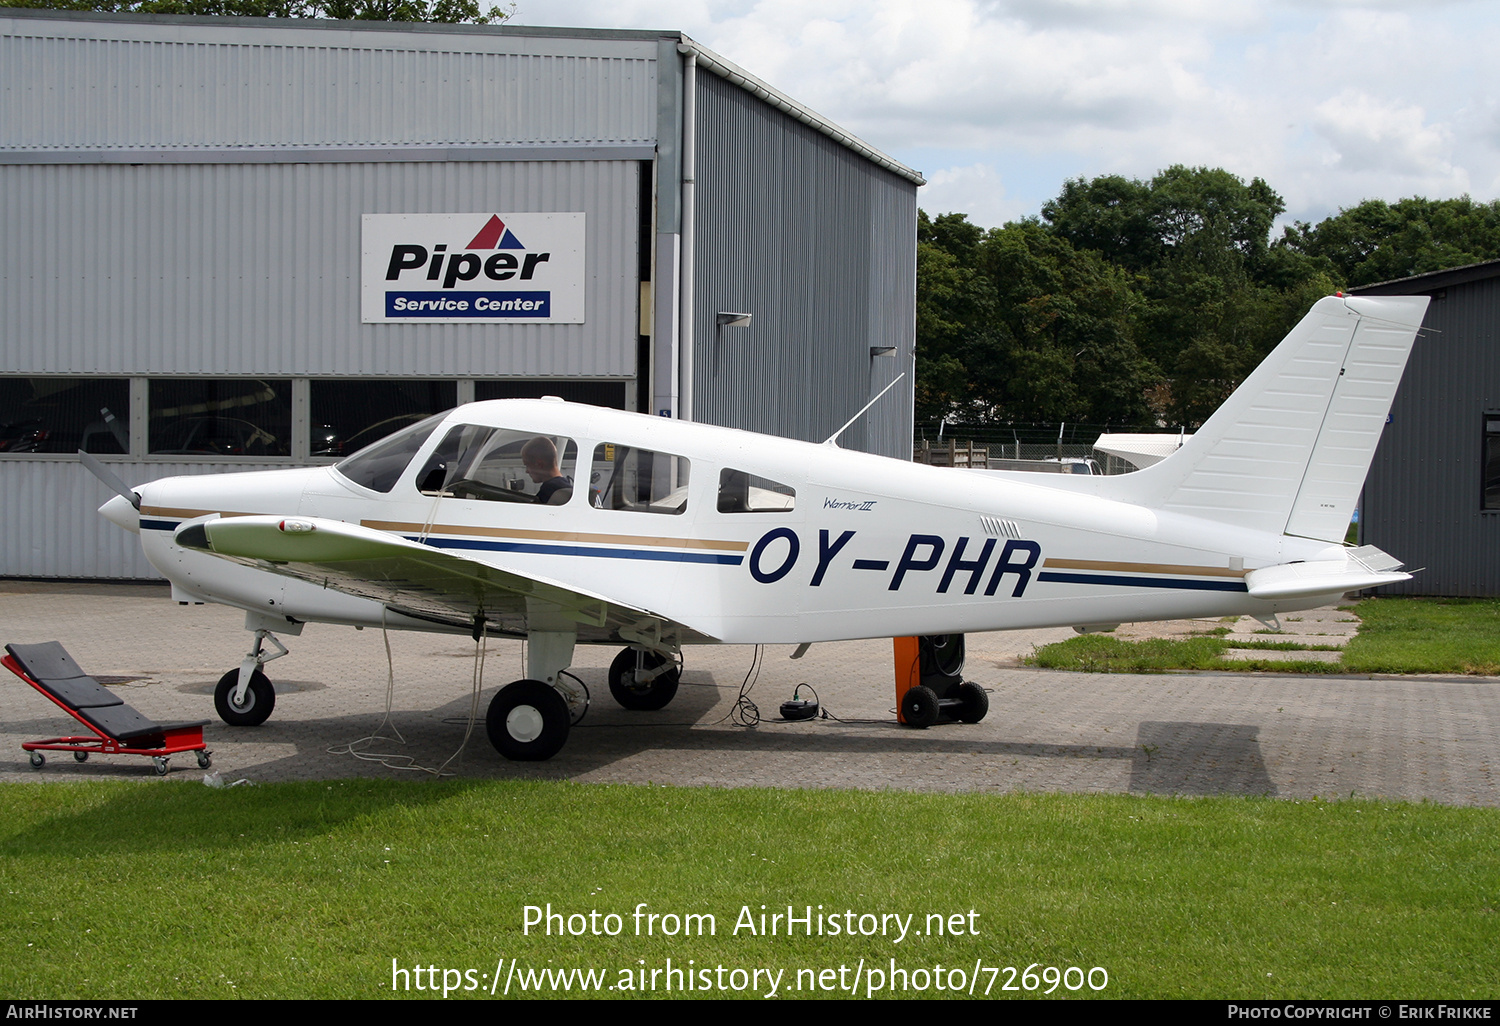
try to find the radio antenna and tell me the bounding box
[823,374,906,447]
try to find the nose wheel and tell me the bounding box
[214,669,275,726]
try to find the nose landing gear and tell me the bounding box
[213,625,288,727]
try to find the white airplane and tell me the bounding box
[90,294,1427,761]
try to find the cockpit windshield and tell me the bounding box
[333,411,448,493]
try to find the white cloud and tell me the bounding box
[1314,91,1458,179]
[920,163,1030,227]
[518,0,1500,224]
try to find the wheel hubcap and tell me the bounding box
[506,704,544,742]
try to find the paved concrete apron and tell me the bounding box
[1,582,1495,806]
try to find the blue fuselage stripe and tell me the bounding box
[1037,571,1248,592]
[412,536,745,565]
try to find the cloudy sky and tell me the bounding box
[511,0,1500,230]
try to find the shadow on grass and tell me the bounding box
[0,776,493,858]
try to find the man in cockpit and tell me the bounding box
[521,436,573,505]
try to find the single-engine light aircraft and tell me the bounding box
[92,295,1427,760]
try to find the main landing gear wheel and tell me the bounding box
[487,680,570,761]
[901,685,940,729]
[214,669,276,727]
[608,647,680,711]
[957,681,990,724]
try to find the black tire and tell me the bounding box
[214,669,276,727]
[608,647,680,711]
[901,685,939,728]
[29,752,44,769]
[74,751,89,763]
[957,681,989,724]
[152,757,169,776]
[196,751,212,770]
[486,680,570,761]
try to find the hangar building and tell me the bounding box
[0,9,921,579]
[1352,262,1500,597]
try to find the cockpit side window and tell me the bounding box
[415,426,578,505]
[717,469,796,513]
[591,443,689,514]
[333,412,447,493]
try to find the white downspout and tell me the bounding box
[677,45,697,423]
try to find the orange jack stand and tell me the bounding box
[892,636,921,724]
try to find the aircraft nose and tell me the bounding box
[99,493,141,534]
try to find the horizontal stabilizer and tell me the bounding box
[1244,546,1410,601]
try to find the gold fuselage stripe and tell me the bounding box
[1042,557,1247,578]
[142,505,254,519]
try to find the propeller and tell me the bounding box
[78,449,141,510]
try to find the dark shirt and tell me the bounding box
[535,476,571,505]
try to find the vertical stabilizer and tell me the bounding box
[1108,295,1428,541]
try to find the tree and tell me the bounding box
[914,212,1154,426]
[1041,166,1308,426]
[915,212,996,422]
[1041,165,1285,280]
[1280,196,1500,287]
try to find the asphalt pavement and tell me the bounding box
[1,581,1495,806]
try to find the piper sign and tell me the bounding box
[362,212,586,324]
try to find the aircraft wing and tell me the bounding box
[174,515,719,644]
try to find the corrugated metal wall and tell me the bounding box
[1,160,641,377]
[1363,276,1500,595]
[1,13,922,577]
[689,71,916,458]
[0,18,657,151]
[1,460,282,579]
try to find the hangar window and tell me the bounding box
[591,444,689,514]
[717,469,795,513]
[149,379,290,457]
[0,377,130,454]
[1485,414,1500,511]
[311,380,458,458]
[416,426,578,505]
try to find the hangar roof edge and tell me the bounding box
[1348,258,1500,296]
[0,7,925,187]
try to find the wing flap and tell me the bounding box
[175,515,719,643]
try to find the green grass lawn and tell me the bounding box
[1,780,1496,1000]
[1030,597,1500,676]
[1342,598,1500,675]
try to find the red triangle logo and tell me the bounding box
[466,215,506,250]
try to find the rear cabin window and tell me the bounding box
[415,427,578,505]
[717,469,796,513]
[591,444,689,514]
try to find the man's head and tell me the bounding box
[521,436,561,483]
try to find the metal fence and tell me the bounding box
[912,435,1144,475]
